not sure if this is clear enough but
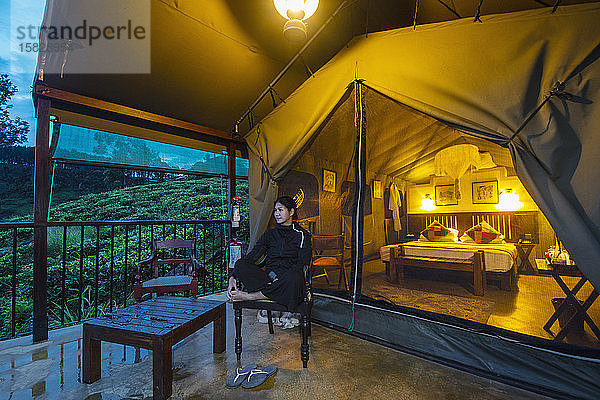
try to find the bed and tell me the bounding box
[378,211,536,294]
[380,240,517,295]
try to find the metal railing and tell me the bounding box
[0,219,230,340]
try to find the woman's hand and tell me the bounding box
[227,276,238,301]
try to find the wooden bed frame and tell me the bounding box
[386,211,533,293]
[388,245,486,296]
[407,211,538,244]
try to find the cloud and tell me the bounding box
[12,94,31,102]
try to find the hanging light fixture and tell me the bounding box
[421,193,436,211]
[274,0,319,42]
[495,188,524,211]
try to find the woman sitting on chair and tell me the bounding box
[227,196,312,311]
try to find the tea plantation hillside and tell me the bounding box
[0,177,248,338]
[47,177,248,222]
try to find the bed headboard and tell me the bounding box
[408,212,538,242]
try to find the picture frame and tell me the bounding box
[435,184,458,206]
[472,180,499,204]
[373,180,382,199]
[322,169,336,192]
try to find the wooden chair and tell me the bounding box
[297,219,316,234]
[311,234,347,291]
[233,267,312,368]
[134,239,204,303]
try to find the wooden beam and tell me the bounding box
[34,83,239,143]
[33,97,50,343]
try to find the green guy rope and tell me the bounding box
[348,80,364,332]
[474,0,484,23]
[413,0,420,30]
[48,161,56,220]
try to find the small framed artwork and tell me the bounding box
[472,180,499,204]
[435,184,458,206]
[322,169,336,192]
[373,180,382,199]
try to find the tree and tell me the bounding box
[0,74,29,148]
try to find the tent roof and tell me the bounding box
[242,2,600,291]
[36,0,596,137]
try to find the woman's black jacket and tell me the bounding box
[242,222,312,275]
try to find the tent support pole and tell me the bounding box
[33,97,50,343]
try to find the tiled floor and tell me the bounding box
[0,294,553,400]
[315,259,600,348]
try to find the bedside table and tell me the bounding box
[515,242,536,274]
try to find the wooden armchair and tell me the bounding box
[233,266,313,368]
[311,234,347,291]
[134,239,205,303]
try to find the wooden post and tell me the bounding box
[33,97,50,343]
[473,250,485,296]
[152,336,173,400]
[301,313,309,368]
[388,247,397,283]
[234,307,242,361]
[212,303,226,353]
[82,324,101,383]
[227,141,237,239]
[398,245,405,281]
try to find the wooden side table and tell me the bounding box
[543,263,600,342]
[515,242,536,274]
[83,297,226,400]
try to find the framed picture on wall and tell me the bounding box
[373,180,382,199]
[435,184,458,206]
[472,180,499,204]
[322,169,336,192]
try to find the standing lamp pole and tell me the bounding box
[33,97,51,343]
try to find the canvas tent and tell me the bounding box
[243,3,600,398]
[245,3,600,289]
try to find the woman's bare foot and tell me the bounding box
[228,290,268,302]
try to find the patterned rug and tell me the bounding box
[363,273,494,324]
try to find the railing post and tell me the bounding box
[95,225,100,317]
[12,228,17,337]
[61,225,67,325]
[79,225,85,321]
[33,97,50,343]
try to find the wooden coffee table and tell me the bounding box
[83,297,226,400]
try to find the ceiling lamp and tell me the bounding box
[421,194,436,211]
[274,0,319,42]
[495,189,524,211]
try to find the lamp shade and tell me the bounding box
[495,189,524,211]
[421,194,436,211]
[274,0,319,20]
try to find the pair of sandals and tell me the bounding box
[257,311,300,329]
[226,364,277,389]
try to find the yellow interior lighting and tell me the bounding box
[274,0,319,20]
[421,194,436,211]
[495,188,524,211]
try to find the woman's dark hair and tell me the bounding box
[274,196,298,220]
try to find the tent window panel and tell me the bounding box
[52,123,249,177]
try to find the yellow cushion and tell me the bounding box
[461,221,504,244]
[312,256,340,266]
[419,220,458,242]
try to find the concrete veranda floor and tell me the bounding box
[0,294,553,400]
